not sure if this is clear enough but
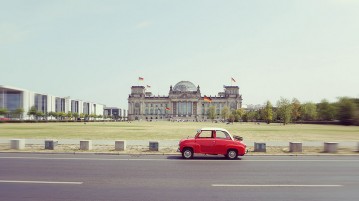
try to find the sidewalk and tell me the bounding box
[0,139,358,147]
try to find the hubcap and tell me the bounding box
[228,151,236,159]
[184,150,192,158]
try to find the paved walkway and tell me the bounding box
[0,139,358,147]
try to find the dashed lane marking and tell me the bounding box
[0,180,83,185]
[212,184,343,187]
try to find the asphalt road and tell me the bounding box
[0,153,358,201]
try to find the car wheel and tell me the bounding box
[226,149,238,160]
[182,148,193,159]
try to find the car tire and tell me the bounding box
[226,149,238,160]
[182,148,194,159]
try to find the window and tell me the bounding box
[216,130,230,139]
[198,130,213,138]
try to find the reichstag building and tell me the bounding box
[128,81,242,121]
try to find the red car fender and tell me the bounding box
[180,141,197,152]
[225,144,246,155]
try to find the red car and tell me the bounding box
[178,128,247,159]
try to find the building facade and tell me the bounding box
[0,85,105,119]
[104,107,122,120]
[128,81,242,121]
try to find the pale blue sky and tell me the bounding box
[1,0,358,109]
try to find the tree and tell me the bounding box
[234,108,245,122]
[317,99,336,121]
[276,97,292,125]
[27,106,37,120]
[12,108,24,119]
[66,111,73,120]
[228,113,235,123]
[291,98,301,122]
[90,113,96,121]
[337,97,358,125]
[263,101,273,124]
[0,108,9,117]
[221,106,230,121]
[84,113,89,121]
[48,111,55,120]
[207,106,216,122]
[300,102,317,121]
[73,112,79,121]
[53,112,60,120]
[59,112,66,120]
[35,111,44,120]
[245,111,257,122]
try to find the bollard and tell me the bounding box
[149,141,159,151]
[11,139,25,150]
[254,142,266,152]
[115,140,126,151]
[324,142,338,153]
[80,140,92,151]
[45,140,58,150]
[289,142,302,152]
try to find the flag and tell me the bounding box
[165,107,170,111]
[204,95,212,103]
[146,85,151,88]
[138,77,144,81]
[231,77,236,82]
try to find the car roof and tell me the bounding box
[200,128,230,133]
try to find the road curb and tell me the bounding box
[0,151,358,156]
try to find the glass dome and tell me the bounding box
[173,81,197,92]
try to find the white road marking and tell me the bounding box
[0,157,167,161]
[212,184,343,187]
[0,180,83,185]
[0,156,358,162]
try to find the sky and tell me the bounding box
[1,0,359,109]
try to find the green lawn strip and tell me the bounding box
[0,122,358,142]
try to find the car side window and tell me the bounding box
[198,130,213,138]
[216,131,230,139]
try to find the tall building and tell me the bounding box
[0,85,105,119]
[128,81,242,121]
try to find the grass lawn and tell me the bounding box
[0,121,359,142]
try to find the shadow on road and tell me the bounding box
[166,155,243,160]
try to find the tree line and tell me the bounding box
[208,97,359,126]
[0,106,104,121]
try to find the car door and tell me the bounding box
[213,130,232,154]
[195,130,215,154]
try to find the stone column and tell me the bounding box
[80,140,92,151]
[324,142,338,153]
[45,140,58,150]
[11,139,25,150]
[115,140,126,151]
[149,141,159,151]
[289,142,302,152]
[254,142,266,152]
